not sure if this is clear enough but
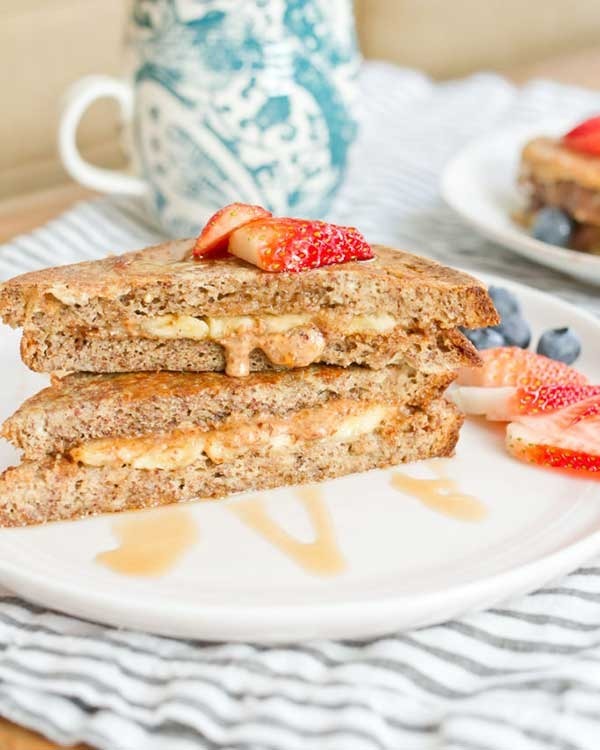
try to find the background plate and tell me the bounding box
[441,118,600,285]
[0,274,599,642]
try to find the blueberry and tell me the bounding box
[488,285,521,319]
[537,327,581,365]
[531,207,574,247]
[492,313,531,348]
[461,327,506,350]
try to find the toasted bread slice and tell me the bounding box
[0,242,498,329]
[0,241,497,376]
[0,398,462,526]
[3,365,454,459]
[19,323,480,376]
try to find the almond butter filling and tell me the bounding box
[39,291,398,378]
[71,400,394,470]
[138,313,396,377]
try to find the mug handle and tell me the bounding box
[58,75,148,196]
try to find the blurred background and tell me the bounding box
[0,3,600,748]
[2,0,600,202]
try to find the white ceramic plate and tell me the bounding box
[441,118,600,285]
[0,275,599,643]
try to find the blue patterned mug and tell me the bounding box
[59,0,360,236]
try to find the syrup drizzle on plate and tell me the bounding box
[96,506,198,576]
[96,461,479,578]
[391,459,487,521]
[230,487,345,576]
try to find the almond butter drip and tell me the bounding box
[229,487,345,576]
[391,462,486,522]
[95,506,198,576]
[221,325,326,377]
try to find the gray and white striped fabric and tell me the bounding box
[1,63,600,750]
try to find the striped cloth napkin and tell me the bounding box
[1,62,600,750]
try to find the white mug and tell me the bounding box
[59,0,360,237]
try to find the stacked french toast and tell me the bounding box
[0,204,498,525]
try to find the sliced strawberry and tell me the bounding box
[193,203,272,258]
[563,116,600,156]
[507,394,600,475]
[518,395,600,441]
[453,383,600,422]
[457,347,588,389]
[507,422,600,475]
[513,384,600,414]
[228,217,374,272]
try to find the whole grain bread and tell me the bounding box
[0,398,462,526]
[0,242,499,330]
[4,365,455,459]
[20,325,480,375]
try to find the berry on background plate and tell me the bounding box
[531,207,574,248]
[563,115,600,156]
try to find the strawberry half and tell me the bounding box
[228,218,374,272]
[563,116,600,156]
[507,426,600,474]
[193,203,272,258]
[457,347,588,389]
[506,394,600,476]
[453,383,600,422]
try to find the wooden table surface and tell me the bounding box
[0,47,598,750]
